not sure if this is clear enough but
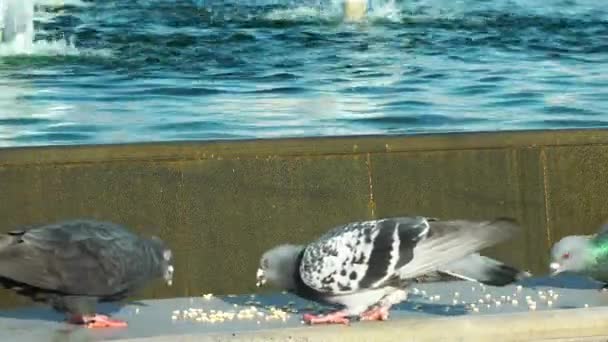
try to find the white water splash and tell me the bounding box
[0,0,35,53]
[367,0,400,22]
[264,0,402,23]
[0,0,105,57]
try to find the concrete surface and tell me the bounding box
[2,276,608,342]
[2,129,608,306]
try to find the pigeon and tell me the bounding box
[256,216,527,325]
[550,222,608,287]
[0,219,174,328]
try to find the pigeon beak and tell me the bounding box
[256,268,266,287]
[550,262,562,276]
[165,265,174,286]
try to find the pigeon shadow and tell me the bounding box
[220,292,467,317]
[392,299,468,317]
[517,274,602,290]
[221,292,323,314]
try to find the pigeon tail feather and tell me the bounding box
[439,253,529,286]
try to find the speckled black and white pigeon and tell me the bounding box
[0,219,174,328]
[256,216,526,325]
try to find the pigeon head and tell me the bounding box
[149,236,174,286]
[550,235,591,275]
[256,244,304,290]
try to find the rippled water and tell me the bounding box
[0,0,606,147]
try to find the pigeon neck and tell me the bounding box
[291,250,324,302]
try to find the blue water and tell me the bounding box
[0,0,607,147]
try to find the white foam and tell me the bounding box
[367,0,400,22]
[264,0,403,23]
[35,0,89,6]
[265,5,338,22]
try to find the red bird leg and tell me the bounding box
[67,314,128,328]
[302,310,350,325]
[359,305,390,321]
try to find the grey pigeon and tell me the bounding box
[0,219,174,328]
[256,216,526,325]
[550,223,608,287]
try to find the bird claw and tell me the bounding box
[69,314,128,328]
[302,311,350,325]
[359,306,390,321]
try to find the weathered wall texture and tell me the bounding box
[0,129,607,308]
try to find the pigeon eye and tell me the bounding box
[562,253,570,260]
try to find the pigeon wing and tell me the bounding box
[395,218,520,280]
[299,216,431,294]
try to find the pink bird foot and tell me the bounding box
[359,306,390,321]
[69,314,128,328]
[302,311,350,325]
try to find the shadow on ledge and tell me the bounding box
[519,274,602,290]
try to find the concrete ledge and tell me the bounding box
[1,279,607,342]
[1,128,608,166]
[126,308,608,342]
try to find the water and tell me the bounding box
[0,0,607,147]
